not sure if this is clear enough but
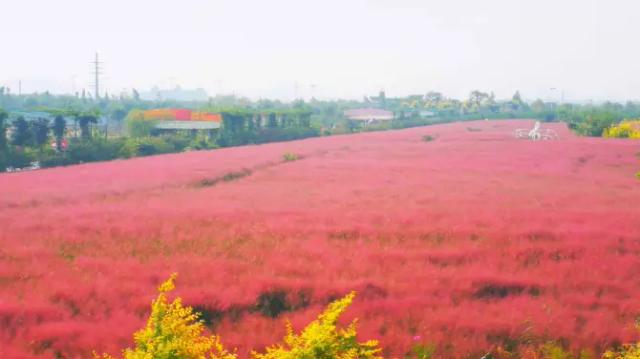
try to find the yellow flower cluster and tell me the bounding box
[253,292,382,359]
[604,120,640,139]
[96,273,236,359]
[97,275,381,359]
[604,343,640,359]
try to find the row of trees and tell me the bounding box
[0,108,108,170]
[1,87,639,171]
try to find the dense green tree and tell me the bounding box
[0,110,7,150]
[531,99,546,112]
[77,114,98,139]
[52,115,66,151]
[267,113,278,128]
[507,91,525,111]
[576,111,618,136]
[31,118,51,149]
[11,116,31,146]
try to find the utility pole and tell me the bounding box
[91,52,103,99]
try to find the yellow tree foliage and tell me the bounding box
[96,273,236,359]
[252,291,382,359]
[604,120,640,139]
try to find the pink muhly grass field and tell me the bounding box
[0,120,639,358]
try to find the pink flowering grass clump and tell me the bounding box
[1,120,639,358]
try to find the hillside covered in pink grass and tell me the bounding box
[1,120,639,358]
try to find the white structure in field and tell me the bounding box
[344,108,394,122]
[514,121,559,140]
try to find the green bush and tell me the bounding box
[282,152,299,162]
[39,153,75,168]
[3,148,37,170]
[162,134,192,152]
[119,137,174,158]
[187,136,218,151]
[126,119,159,138]
[67,138,125,163]
[409,342,436,359]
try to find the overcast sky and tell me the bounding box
[1,0,639,101]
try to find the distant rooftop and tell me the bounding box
[154,121,220,130]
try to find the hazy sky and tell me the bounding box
[1,0,639,101]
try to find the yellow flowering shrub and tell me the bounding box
[604,120,640,139]
[604,344,640,359]
[96,273,236,359]
[604,325,640,359]
[252,291,382,359]
[97,276,381,359]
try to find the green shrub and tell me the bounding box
[540,342,573,359]
[39,153,74,168]
[187,136,218,151]
[119,137,174,158]
[282,152,299,162]
[162,134,192,152]
[3,148,37,170]
[408,342,436,359]
[37,148,75,168]
[67,138,125,163]
[126,119,159,138]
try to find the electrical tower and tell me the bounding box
[91,53,103,99]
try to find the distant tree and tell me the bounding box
[257,99,274,110]
[531,99,546,113]
[0,110,7,150]
[11,116,31,147]
[577,111,618,136]
[267,112,278,128]
[468,90,489,109]
[292,99,306,109]
[109,106,127,122]
[31,118,51,149]
[77,114,98,139]
[425,91,443,108]
[378,90,386,107]
[52,115,66,151]
[132,88,140,101]
[509,91,524,111]
[486,92,498,112]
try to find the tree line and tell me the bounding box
[1,88,639,172]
